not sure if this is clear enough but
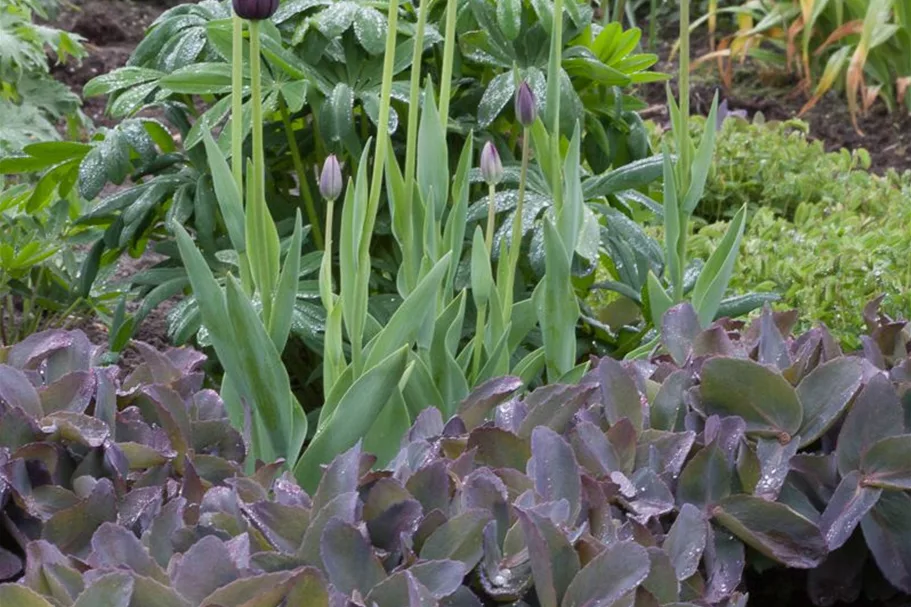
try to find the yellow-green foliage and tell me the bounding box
[690,199,911,350]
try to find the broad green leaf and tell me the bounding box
[665,504,708,580]
[819,470,882,551]
[363,254,451,371]
[836,375,903,476]
[225,276,294,462]
[700,358,803,438]
[159,63,233,94]
[420,509,491,569]
[861,435,911,490]
[691,205,746,327]
[713,495,827,568]
[796,357,863,448]
[477,72,516,127]
[861,491,911,593]
[496,0,522,40]
[294,347,409,492]
[202,132,245,252]
[561,541,650,607]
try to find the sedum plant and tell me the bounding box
[5,301,911,604]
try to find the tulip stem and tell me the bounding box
[231,15,244,190]
[280,99,324,250]
[506,129,531,306]
[249,19,273,323]
[438,0,457,128]
[485,184,497,253]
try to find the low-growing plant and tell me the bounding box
[658,114,911,222]
[0,0,85,154]
[691,201,911,349]
[4,303,911,604]
[0,178,124,347]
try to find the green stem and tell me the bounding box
[506,129,531,306]
[280,99,324,250]
[249,19,272,323]
[550,0,564,215]
[472,305,487,381]
[438,0,458,129]
[402,0,430,293]
[231,15,244,190]
[353,0,399,374]
[675,0,691,302]
[485,183,497,253]
[364,0,399,246]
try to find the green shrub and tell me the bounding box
[691,195,911,350]
[0,0,85,155]
[657,115,911,222]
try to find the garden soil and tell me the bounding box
[639,37,911,176]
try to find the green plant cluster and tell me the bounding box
[691,200,911,350]
[5,302,911,605]
[0,0,85,154]
[676,116,911,222]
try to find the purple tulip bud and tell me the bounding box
[232,0,278,20]
[515,81,537,127]
[480,142,503,186]
[319,155,343,202]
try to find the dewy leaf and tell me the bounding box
[89,523,167,583]
[320,518,386,597]
[819,470,882,551]
[677,444,731,511]
[661,303,701,366]
[860,434,911,490]
[171,535,240,604]
[420,509,492,569]
[517,508,580,607]
[561,540,650,607]
[754,436,800,500]
[713,495,827,568]
[42,479,116,559]
[311,442,361,515]
[836,374,903,476]
[595,357,643,432]
[700,358,802,438]
[642,547,678,604]
[861,491,911,593]
[0,364,43,417]
[704,525,745,603]
[664,503,708,581]
[457,376,523,430]
[796,357,863,448]
[72,571,134,607]
[529,427,582,521]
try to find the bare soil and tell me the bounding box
[638,35,911,176]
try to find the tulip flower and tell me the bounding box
[515,81,537,127]
[480,141,503,187]
[232,0,278,20]
[319,155,343,202]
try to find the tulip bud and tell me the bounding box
[232,0,278,20]
[319,155,343,202]
[480,142,503,186]
[515,81,537,127]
